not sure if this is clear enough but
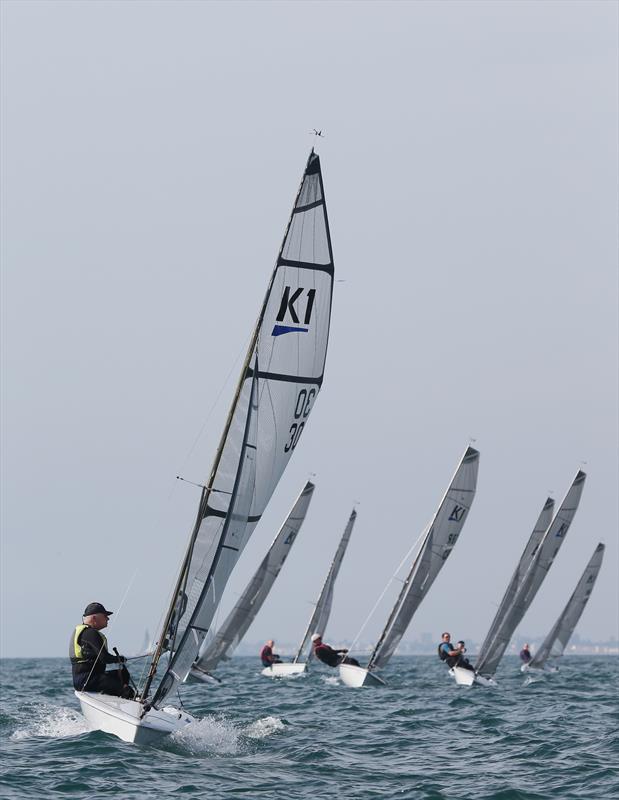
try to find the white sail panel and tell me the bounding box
[474,497,554,674]
[474,470,586,678]
[294,508,357,663]
[530,543,604,668]
[370,447,480,671]
[194,481,315,674]
[148,152,334,706]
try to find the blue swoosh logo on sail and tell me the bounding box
[271,325,309,337]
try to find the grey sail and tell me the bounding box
[474,497,554,675]
[529,542,605,669]
[293,508,357,664]
[368,447,480,671]
[192,481,315,675]
[142,151,335,707]
[475,470,586,678]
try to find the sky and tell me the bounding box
[1,0,617,658]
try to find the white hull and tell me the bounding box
[338,664,386,687]
[521,663,558,674]
[261,662,307,678]
[188,666,222,685]
[449,667,496,687]
[76,691,195,745]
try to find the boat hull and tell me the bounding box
[338,664,386,687]
[188,666,222,685]
[76,691,195,745]
[261,662,306,678]
[449,667,496,687]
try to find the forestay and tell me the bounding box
[293,508,357,663]
[529,542,605,669]
[474,470,586,678]
[368,447,480,671]
[474,497,554,674]
[193,481,315,674]
[146,151,334,707]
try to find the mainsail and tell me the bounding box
[367,447,480,671]
[474,497,554,674]
[474,470,586,678]
[143,151,334,706]
[192,481,315,675]
[529,542,605,669]
[293,508,357,664]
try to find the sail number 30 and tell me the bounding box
[284,389,316,453]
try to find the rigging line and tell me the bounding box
[346,522,432,658]
[169,331,252,500]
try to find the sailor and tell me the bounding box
[260,639,282,667]
[70,602,134,698]
[519,643,532,664]
[438,632,475,671]
[311,634,360,667]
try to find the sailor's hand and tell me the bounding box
[117,655,127,664]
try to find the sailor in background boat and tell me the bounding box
[519,643,532,665]
[311,633,360,667]
[69,602,134,698]
[260,640,282,668]
[438,632,475,671]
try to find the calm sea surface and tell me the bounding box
[1,656,617,799]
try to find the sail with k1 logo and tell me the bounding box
[142,151,335,708]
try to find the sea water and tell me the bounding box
[1,656,617,799]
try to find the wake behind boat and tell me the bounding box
[340,447,479,688]
[75,150,335,742]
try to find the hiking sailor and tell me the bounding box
[260,639,282,667]
[70,602,134,698]
[311,633,360,667]
[519,643,532,664]
[438,632,475,671]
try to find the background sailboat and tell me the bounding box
[451,471,586,687]
[339,447,480,688]
[262,507,357,677]
[75,150,335,743]
[190,481,315,683]
[524,542,605,675]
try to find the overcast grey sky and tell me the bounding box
[1,0,617,658]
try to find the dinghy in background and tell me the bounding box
[75,150,335,742]
[339,447,480,688]
[263,507,357,677]
[523,542,604,676]
[458,471,586,688]
[190,482,315,683]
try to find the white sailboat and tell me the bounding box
[76,150,335,743]
[450,471,586,687]
[339,447,480,688]
[189,481,315,683]
[522,542,605,675]
[262,507,357,677]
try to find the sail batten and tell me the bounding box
[145,151,334,706]
[368,447,480,672]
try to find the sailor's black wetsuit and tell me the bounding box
[314,643,360,668]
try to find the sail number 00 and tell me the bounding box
[284,388,316,453]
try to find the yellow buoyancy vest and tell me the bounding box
[70,624,108,663]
